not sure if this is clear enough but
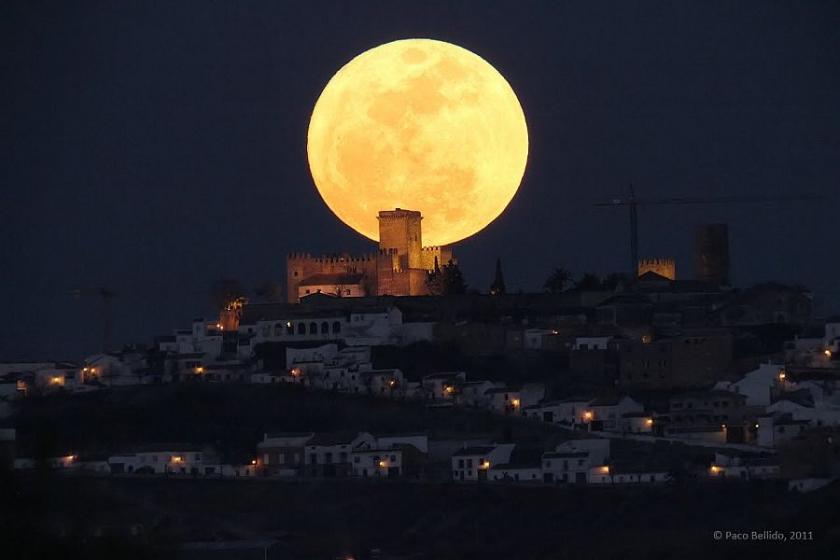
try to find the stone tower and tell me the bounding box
[695,224,730,285]
[377,209,423,270]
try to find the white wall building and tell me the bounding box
[714,362,786,407]
[451,444,515,482]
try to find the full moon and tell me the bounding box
[307,39,528,246]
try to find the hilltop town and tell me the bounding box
[2,212,839,557]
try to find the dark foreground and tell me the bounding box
[3,471,839,560]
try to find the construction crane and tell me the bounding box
[70,287,116,353]
[594,185,822,277]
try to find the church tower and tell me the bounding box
[489,257,506,295]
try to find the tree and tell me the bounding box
[254,280,284,302]
[602,272,630,290]
[574,273,603,291]
[543,268,572,294]
[426,258,468,296]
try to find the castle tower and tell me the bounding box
[377,208,423,270]
[695,224,730,285]
[637,257,676,280]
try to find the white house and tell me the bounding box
[756,413,810,447]
[588,463,671,485]
[523,329,556,350]
[573,336,613,350]
[360,368,406,397]
[584,396,644,431]
[489,463,542,482]
[620,412,655,434]
[714,362,786,407]
[422,372,466,401]
[34,366,79,391]
[286,344,339,369]
[458,380,500,407]
[709,451,780,480]
[524,397,593,426]
[485,387,523,415]
[305,432,375,477]
[351,447,405,478]
[108,445,211,475]
[451,443,515,482]
[83,353,147,386]
[542,450,590,484]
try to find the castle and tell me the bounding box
[286,209,455,303]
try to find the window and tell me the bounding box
[274,324,283,337]
[458,459,464,468]
[333,321,341,333]
[321,322,329,334]
[466,458,473,468]
[390,455,396,462]
[297,323,306,335]
[310,453,318,464]
[324,452,333,463]
[309,322,317,334]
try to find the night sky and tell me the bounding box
[3,1,839,360]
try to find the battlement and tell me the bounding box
[638,257,675,266]
[377,208,422,221]
[288,252,375,263]
[638,257,676,280]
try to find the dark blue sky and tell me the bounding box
[3,1,839,360]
